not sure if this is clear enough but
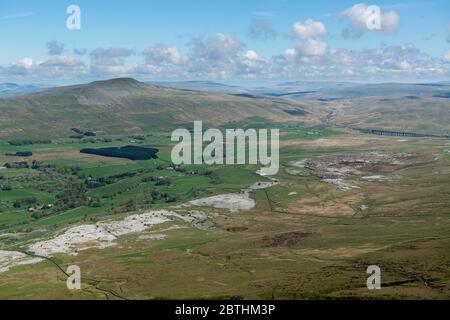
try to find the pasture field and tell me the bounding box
[0,123,449,299]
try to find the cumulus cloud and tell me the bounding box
[275,43,446,81]
[90,48,136,59]
[17,58,34,69]
[47,40,65,55]
[297,39,327,56]
[362,44,421,70]
[248,19,278,40]
[181,33,271,79]
[1,27,448,82]
[293,19,326,40]
[282,48,297,60]
[443,50,450,63]
[89,48,136,76]
[237,50,269,78]
[0,55,89,81]
[185,33,244,78]
[338,3,400,39]
[189,33,242,63]
[38,56,87,79]
[290,19,327,57]
[143,46,185,65]
[244,50,258,60]
[39,56,84,67]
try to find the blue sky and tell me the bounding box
[1,0,449,84]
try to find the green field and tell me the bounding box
[1,120,449,299]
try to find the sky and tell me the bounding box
[1,0,449,84]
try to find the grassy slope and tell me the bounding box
[0,78,302,140]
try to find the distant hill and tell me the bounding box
[0,78,299,140]
[2,78,447,140]
[0,83,47,99]
[252,81,358,97]
[295,82,450,136]
[152,80,358,97]
[150,81,251,95]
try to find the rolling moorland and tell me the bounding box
[0,78,449,299]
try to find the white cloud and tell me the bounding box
[17,58,34,69]
[244,50,258,60]
[275,43,446,81]
[186,33,244,78]
[88,47,136,76]
[39,56,84,67]
[0,55,89,81]
[291,19,327,57]
[398,59,412,70]
[239,50,268,77]
[189,33,242,63]
[1,29,447,82]
[143,46,185,65]
[297,39,327,56]
[443,50,450,63]
[293,19,326,40]
[283,48,297,58]
[90,48,135,59]
[339,3,400,39]
[381,10,400,32]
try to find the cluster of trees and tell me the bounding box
[85,172,137,189]
[5,151,33,157]
[70,128,117,143]
[13,196,37,208]
[31,160,56,170]
[145,189,179,204]
[8,139,51,146]
[2,159,57,171]
[80,146,159,160]
[74,137,112,144]
[1,150,225,224]
[129,135,145,141]
[121,188,180,210]
[54,181,88,211]
[56,165,81,175]
[4,161,29,169]
[71,128,96,137]
[141,175,173,186]
[31,210,52,220]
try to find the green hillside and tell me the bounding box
[0,78,296,140]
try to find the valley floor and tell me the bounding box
[1,129,449,299]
